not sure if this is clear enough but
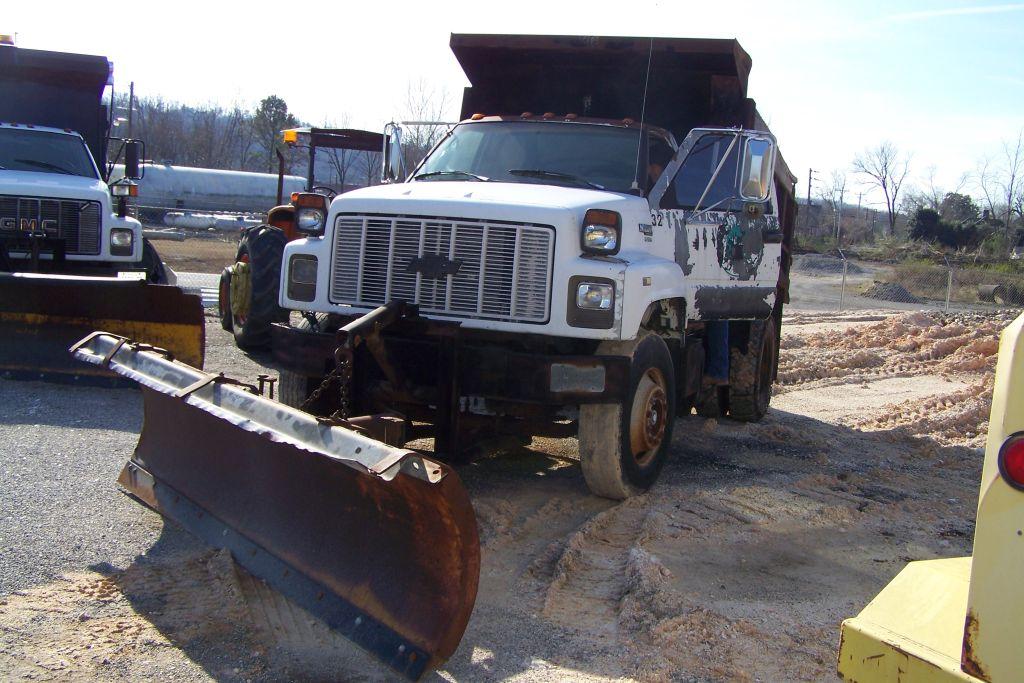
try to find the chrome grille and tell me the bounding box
[0,195,102,255]
[330,215,554,323]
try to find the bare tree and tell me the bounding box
[853,142,911,237]
[357,149,382,187]
[319,117,353,191]
[975,155,999,219]
[400,79,454,175]
[828,170,847,241]
[1000,130,1023,230]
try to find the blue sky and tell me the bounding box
[8,0,1023,208]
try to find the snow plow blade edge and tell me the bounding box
[0,273,204,382]
[72,332,480,680]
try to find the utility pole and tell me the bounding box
[804,168,818,233]
[127,81,135,139]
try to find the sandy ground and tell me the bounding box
[0,308,1014,682]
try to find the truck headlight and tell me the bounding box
[110,228,134,256]
[288,255,317,301]
[567,276,615,330]
[580,209,621,255]
[576,283,614,310]
[295,207,325,234]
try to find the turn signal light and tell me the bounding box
[291,192,329,209]
[998,433,1024,491]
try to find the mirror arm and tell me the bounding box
[692,133,739,214]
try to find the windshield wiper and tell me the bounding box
[507,169,604,190]
[15,158,76,175]
[413,170,490,182]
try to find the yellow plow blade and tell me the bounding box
[0,272,204,381]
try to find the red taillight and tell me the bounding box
[998,433,1024,490]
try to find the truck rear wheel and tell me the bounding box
[578,332,676,500]
[229,226,288,351]
[727,317,777,422]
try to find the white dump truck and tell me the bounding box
[269,34,798,498]
[0,39,204,380]
[85,34,798,681]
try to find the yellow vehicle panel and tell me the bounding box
[838,312,1024,682]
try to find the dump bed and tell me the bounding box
[0,46,111,167]
[452,35,750,140]
[451,33,793,187]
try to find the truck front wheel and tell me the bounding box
[278,315,339,416]
[579,332,676,500]
[141,238,169,284]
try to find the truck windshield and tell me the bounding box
[414,121,642,193]
[0,128,98,179]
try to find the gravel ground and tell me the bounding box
[0,307,1006,681]
[0,310,273,597]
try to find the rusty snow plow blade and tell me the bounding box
[71,332,480,680]
[0,273,204,382]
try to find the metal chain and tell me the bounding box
[299,355,352,419]
[334,355,353,420]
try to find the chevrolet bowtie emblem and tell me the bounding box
[407,255,463,280]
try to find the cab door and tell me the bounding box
[649,129,781,321]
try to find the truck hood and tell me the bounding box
[334,181,638,226]
[0,170,111,204]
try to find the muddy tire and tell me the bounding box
[278,315,337,416]
[579,332,676,500]
[217,267,233,331]
[230,226,288,351]
[727,318,777,422]
[141,238,168,284]
[279,369,325,413]
[694,384,726,418]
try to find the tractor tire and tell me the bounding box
[727,317,777,422]
[230,226,288,351]
[217,267,232,332]
[141,238,169,284]
[578,332,676,500]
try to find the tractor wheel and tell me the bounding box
[727,317,777,422]
[229,226,288,350]
[578,332,676,500]
[217,267,233,331]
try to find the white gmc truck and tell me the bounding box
[0,41,163,281]
[269,35,797,499]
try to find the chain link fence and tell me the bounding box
[789,253,1024,313]
[141,207,249,307]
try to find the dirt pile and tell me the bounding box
[778,311,1012,446]
[860,281,922,303]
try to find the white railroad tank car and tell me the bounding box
[110,164,307,214]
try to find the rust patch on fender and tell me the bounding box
[961,610,990,680]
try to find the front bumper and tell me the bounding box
[270,319,631,406]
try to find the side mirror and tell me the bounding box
[124,140,143,180]
[740,137,774,201]
[382,123,404,183]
